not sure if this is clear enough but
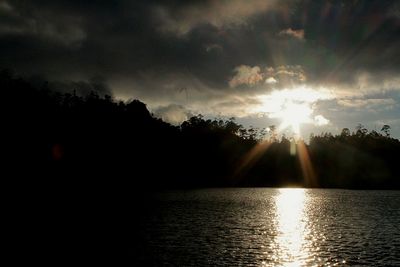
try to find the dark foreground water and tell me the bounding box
[133,189,400,266]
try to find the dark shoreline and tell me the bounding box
[3,69,400,191]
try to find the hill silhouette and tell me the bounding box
[3,69,400,190]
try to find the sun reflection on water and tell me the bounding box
[272,188,310,266]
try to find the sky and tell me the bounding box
[1,0,400,139]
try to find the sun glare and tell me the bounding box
[272,101,313,135]
[257,86,333,136]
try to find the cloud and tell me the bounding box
[278,28,305,40]
[337,98,396,109]
[265,77,277,84]
[152,0,277,35]
[314,115,330,126]
[153,104,192,125]
[0,1,86,46]
[205,43,223,53]
[2,0,399,95]
[0,1,12,12]
[266,65,307,85]
[329,73,400,101]
[1,0,400,138]
[229,65,263,88]
[229,64,307,88]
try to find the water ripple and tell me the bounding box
[136,188,400,266]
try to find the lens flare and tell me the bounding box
[256,86,333,136]
[271,101,313,135]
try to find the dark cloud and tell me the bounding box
[1,0,399,137]
[0,1,297,85]
[2,0,397,88]
[292,0,400,82]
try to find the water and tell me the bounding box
[133,188,400,266]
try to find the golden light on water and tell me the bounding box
[271,188,311,266]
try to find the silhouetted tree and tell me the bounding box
[269,125,278,142]
[356,123,368,137]
[3,68,400,190]
[341,128,351,137]
[381,125,391,137]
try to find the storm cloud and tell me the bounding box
[1,0,399,137]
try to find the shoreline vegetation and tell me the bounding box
[4,69,400,190]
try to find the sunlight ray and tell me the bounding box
[234,141,272,182]
[296,141,317,187]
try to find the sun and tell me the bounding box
[256,86,332,136]
[274,101,313,135]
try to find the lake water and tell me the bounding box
[133,188,400,266]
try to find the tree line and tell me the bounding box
[3,69,400,190]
